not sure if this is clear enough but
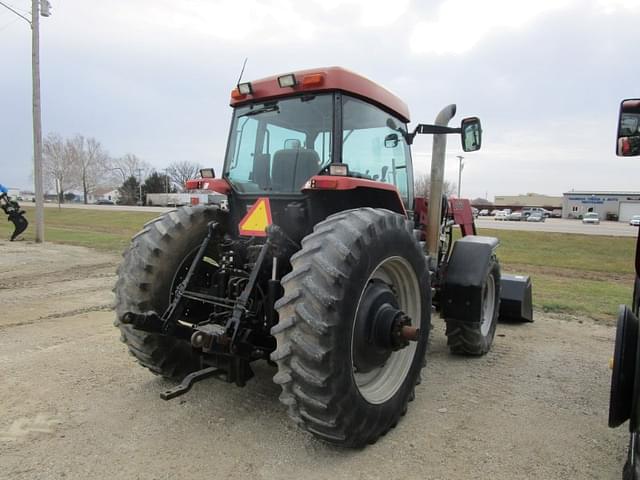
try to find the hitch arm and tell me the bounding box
[161,221,220,334]
[160,366,223,400]
[225,239,271,349]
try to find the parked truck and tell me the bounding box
[610,98,640,479]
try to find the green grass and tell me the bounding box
[0,207,635,322]
[477,227,635,321]
[0,206,159,252]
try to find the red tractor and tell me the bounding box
[115,67,532,447]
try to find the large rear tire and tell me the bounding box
[114,205,222,379]
[445,257,500,355]
[272,208,430,447]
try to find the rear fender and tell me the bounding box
[441,235,499,321]
[303,176,406,216]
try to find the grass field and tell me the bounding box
[1,206,635,322]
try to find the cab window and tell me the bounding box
[341,96,413,204]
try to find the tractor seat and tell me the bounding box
[271,148,320,192]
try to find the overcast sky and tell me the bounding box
[1,0,639,200]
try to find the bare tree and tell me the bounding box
[112,153,150,184]
[67,135,110,203]
[166,161,202,191]
[43,133,76,202]
[414,173,457,199]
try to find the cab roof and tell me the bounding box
[230,66,410,123]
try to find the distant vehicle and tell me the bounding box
[96,199,115,205]
[582,212,600,224]
[490,209,500,216]
[522,207,551,218]
[479,209,490,216]
[551,209,562,218]
[509,212,523,221]
[526,212,545,222]
[494,211,508,221]
[630,215,640,226]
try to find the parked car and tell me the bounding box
[526,212,545,222]
[522,207,551,218]
[479,209,489,216]
[471,207,479,218]
[630,215,640,226]
[509,212,523,221]
[490,209,500,216]
[95,199,115,205]
[582,212,600,224]
[495,211,509,221]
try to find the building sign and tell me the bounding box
[567,196,610,204]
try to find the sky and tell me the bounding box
[1,0,640,201]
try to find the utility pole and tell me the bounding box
[136,168,143,205]
[0,0,50,242]
[32,0,45,241]
[457,155,464,198]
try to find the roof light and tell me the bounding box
[200,168,215,178]
[231,88,244,100]
[237,82,253,95]
[277,74,297,88]
[329,163,349,176]
[302,73,324,87]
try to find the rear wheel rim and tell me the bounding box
[480,272,496,336]
[351,256,421,405]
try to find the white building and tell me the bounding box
[562,191,640,221]
[86,188,120,204]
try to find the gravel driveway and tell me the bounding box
[0,240,628,479]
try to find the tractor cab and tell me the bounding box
[221,68,417,235]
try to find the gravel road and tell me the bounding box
[0,240,629,479]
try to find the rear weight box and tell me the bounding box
[499,274,533,323]
[441,235,499,322]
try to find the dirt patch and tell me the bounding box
[0,240,629,479]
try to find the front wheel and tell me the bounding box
[445,258,500,355]
[271,208,431,447]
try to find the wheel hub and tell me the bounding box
[353,280,413,374]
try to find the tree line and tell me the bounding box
[42,133,202,204]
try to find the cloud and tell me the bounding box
[410,0,574,55]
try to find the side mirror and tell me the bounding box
[617,99,640,156]
[461,117,482,152]
[384,133,399,148]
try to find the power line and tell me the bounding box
[0,1,31,24]
[2,1,30,15]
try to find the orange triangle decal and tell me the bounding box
[239,198,272,237]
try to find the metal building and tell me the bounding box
[562,191,640,221]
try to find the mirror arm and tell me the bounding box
[407,124,462,144]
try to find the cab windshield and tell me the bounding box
[224,94,334,193]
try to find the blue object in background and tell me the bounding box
[0,184,8,194]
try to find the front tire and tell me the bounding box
[271,208,431,447]
[445,258,500,355]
